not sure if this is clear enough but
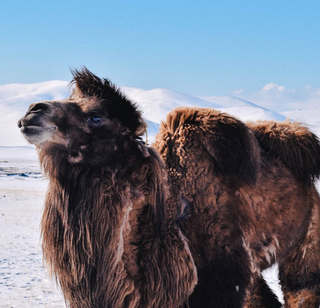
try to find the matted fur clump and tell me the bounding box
[18,68,197,308]
[248,120,320,185]
[154,107,320,308]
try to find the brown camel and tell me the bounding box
[153,107,320,308]
[18,68,197,308]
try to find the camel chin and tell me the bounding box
[20,125,56,145]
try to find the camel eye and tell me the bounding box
[91,116,101,123]
[88,115,102,126]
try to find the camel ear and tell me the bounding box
[137,141,150,157]
[201,113,260,184]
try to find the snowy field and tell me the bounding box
[0,146,284,307]
[0,147,65,307]
[1,81,320,306]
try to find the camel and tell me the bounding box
[153,107,320,308]
[18,68,197,308]
[19,68,320,308]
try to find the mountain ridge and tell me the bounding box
[1,80,316,146]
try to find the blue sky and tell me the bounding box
[1,0,319,96]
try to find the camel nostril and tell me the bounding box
[17,119,22,128]
[29,102,49,113]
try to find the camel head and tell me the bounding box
[18,68,146,165]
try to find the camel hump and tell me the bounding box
[248,120,320,185]
[162,107,261,184]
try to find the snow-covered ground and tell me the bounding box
[1,80,319,307]
[0,147,65,307]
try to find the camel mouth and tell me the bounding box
[20,125,57,145]
[20,125,56,134]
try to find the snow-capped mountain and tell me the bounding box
[0,80,317,147]
[121,87,286,124]
[283,107,320,137]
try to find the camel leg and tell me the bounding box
[279,258,320,308]
[187,248,251,308]
[244,274,283,308]
[279,201,320,308]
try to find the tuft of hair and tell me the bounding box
[248,120,320,185]
[163,107,261,184]
[70,67,145,136]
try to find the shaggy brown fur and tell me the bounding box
[248,120,320,185]
[18,69,197,308]
[153,107,320,308]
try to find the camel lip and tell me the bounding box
[20,125,57,136]
[20,125,58,145]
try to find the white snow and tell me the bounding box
[283,107,320,137]
[121,87,224,124]
[1,80,319,306]
[262,265,284,304]
[0,147,65,307]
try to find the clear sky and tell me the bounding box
[1,0,319,96]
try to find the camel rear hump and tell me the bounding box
[248,120,320,185]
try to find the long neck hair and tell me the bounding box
[39,143,167,307]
